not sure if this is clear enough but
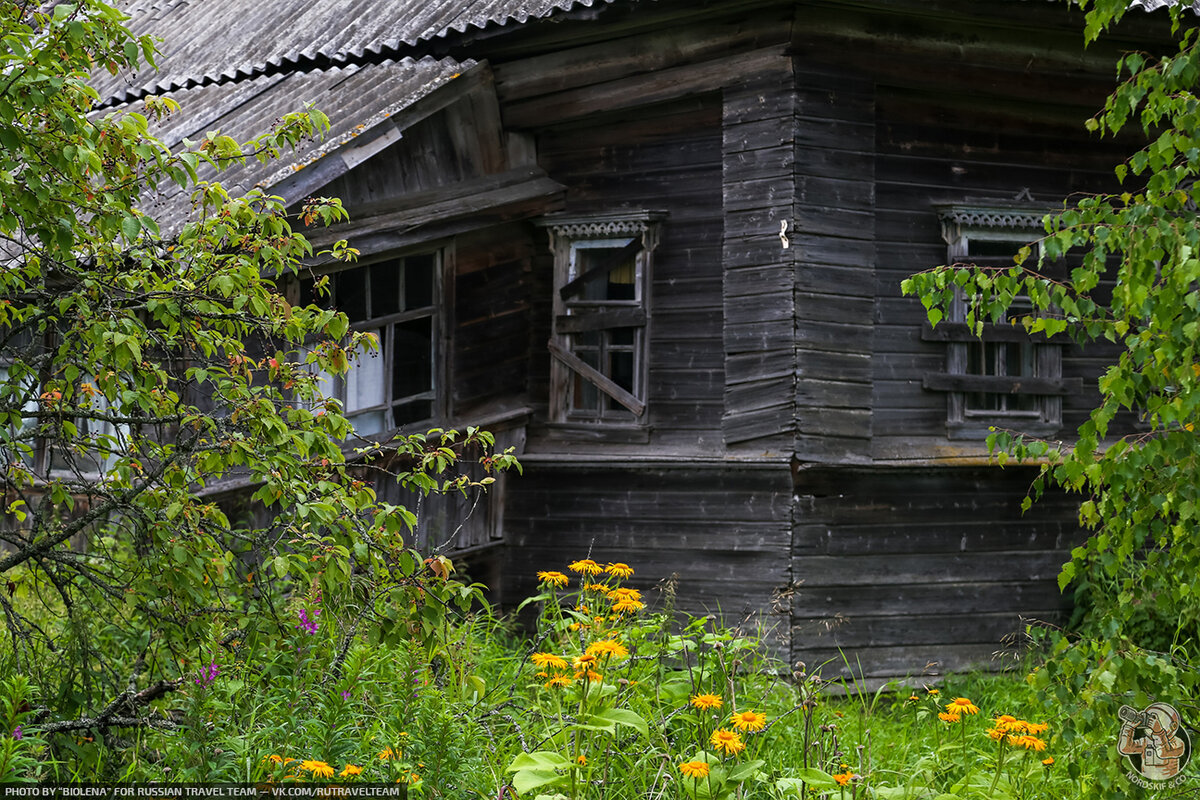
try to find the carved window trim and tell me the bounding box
[926,205,1074,439]
[537,212,665,426]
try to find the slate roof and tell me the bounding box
[98,0,619,104]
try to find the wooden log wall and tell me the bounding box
[790,53,875,463]
[720,53,796,452]
[860,33,1132,459]
[502,463,794,654]
[451,224,534,416]
[533,97,728,448]
[792,465,1084,684]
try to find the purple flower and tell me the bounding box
[296,607,320,635]
[194,661,219,687]
[341,690,351,700]
[11,725,21,740]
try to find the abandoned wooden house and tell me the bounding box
[97,0,1167,682]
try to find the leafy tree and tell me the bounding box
[0,0,514,742]
[904,1,1200,792]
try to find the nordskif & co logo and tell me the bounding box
[1117,702,1192,788]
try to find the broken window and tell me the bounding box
[299,253,439,436]
[540,214,663,425]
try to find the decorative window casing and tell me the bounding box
[925,206,1078,438]
[300,252,441,437]
[539,213,663,425]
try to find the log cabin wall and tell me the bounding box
[488,6,799,647]
[782,3,1138,682]
[413,0,1154,681]
[791,465,1083,681]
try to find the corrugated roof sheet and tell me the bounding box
[96,0,617,104]
[131,57,467,230]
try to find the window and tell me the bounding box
[300,252,440,436]
[924,206,1077,438]
[539,213,663,425]
[0,324,129,477]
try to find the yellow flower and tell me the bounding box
[987,726,1007,740]
[1025,721,1049,734]
[607,586,642,601]
[568,558,604,575]
[573,654,596,669]
[536,570,569,588]
[709,728,745,755]
[679,761,710,779]
[605,562,634,578]
[545,674,572,688]
[907,694,919,702]
[265,755,291,765]
[576,755,587,766]
[1012,734,1047,751]
[612,598,645,614]
[690,693,723,711]
[927,688,940,696]
[339,764,362,778]
[731,710,767,732]
[585,639,629,660]
[299,760,335,778]
[1042,757,1055,766]
[574,669,603,683]
[947,697,980,715]
[584,583,609,593]
[379,747,399,761]
[938,711,962,723]
[531,652,569,671]
[833,770,855,786]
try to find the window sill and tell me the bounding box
[946,419,1062,441]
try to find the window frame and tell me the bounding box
[296,248,448,438]
[538,212,664,427]
[928,205,1068,439]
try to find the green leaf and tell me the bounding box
[511,769,564,795]
[121,214,141,241]
[726,759,765,782]
[590,707,649,738]
[789,768,837,789]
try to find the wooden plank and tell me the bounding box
[798,350,872,383]
[793,643,1016,680]
[793,611,1054,648]
[791,580,1067,618]
[273,63,498,204]
[796,407,872,439]
[547,340,645,416]
[555,307,647,333]
[306,167,565,248]
[923,373,1083,396]
[558,239,643,300]
[727,349,794,383]
[492,14,790,101]
[726,376,794,415]
[794,520,1081,557]
[504,47,790,128]
[793,551,1068,587]
[722,402,793,444]
[795,379,872,410]
[724,318,794,353]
